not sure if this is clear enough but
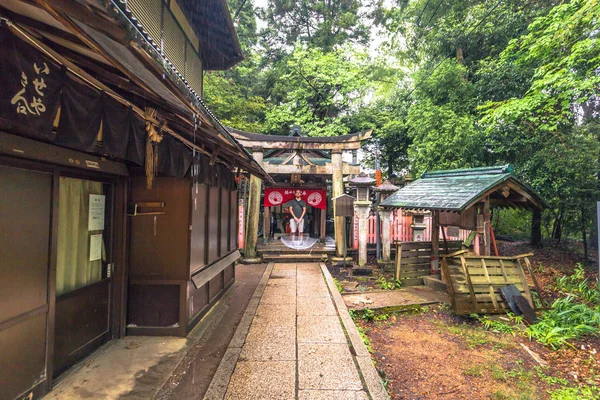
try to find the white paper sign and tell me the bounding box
[90,234,102,261]
[88,194,105,231]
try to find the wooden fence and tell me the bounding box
[352,210,471,249]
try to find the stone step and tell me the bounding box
[261,253,328,262]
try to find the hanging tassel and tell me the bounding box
[144,108,164,189]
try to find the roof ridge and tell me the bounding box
[421,164,513,178]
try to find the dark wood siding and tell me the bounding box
[0,166,51,400]
[220,187,229,256]
[130,177,191,280]
[190,184,208,273]
[207,186,220,263]
[229,190,237,251]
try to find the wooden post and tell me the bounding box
[380,209,393,262]
[483,197,491,256]
[331,150,345,257]
[243,148,263,262]
[531,208,542,246]
[263,206,270,244]
[431,210,440,272]
[320,207,326,243]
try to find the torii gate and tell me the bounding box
[229,127,372,262]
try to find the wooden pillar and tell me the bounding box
[483,197,491,256]
[263,206,270,244]
[531,208,542,246]
[431,210,440,272]
[244,148,263,262]
[380,209,393,262]
[320,207,326,243]
[331,150,345,257]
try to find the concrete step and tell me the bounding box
[423,276,448,292]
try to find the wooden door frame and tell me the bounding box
[0,154,128,391]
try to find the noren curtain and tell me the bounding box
[56,177,104,296]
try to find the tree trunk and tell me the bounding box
[581,207,588,261]
[552,208,563,246]
[531,208,542,247]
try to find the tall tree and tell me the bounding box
[258,0,374,52]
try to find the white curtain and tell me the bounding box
[56,177,104,296]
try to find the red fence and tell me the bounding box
[352,210,470,249]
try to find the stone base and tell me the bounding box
[423,276,447,292]
[239,257,263,264]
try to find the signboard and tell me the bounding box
[446,225,460,238]
[88,194,105,231]
[89,234,102,261]
[264,188,326,210]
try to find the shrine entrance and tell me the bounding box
[230,126,372,260]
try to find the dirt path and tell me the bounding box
[359,307,598,400]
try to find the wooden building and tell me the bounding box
[229,127,371,260]
[380,165,547,279]
[0,1,269,399]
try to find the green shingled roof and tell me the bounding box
[380,165,546,211]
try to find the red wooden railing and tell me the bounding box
[352,210,470,249]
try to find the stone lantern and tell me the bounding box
[349,173,375,266]
[374,180,399,262]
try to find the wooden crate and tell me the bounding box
[394,241,463,286]
[441,251,544,315]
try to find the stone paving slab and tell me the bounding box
[297,297,337,316]
[298,343,363,391]
[342,286,450,310]
[298,390,370,399]
[204,261,389,400]
[225,361,295,400]
[297,315,346,344]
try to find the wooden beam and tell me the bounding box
[234,139,364,151]
[263,163,360,175]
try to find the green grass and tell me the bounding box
[463,364,484,377]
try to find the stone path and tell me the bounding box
[204,262,388,400]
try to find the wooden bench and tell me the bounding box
[440,250,545,314]
[394,241,463,286]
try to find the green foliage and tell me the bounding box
[263,45,373,136]
[362,308,376,321]
[377,275,402,290]
[481,0,600,135]
[554,264,600,304]
[524,296,600,349]
[333,278,344,294]
[258,0,373,51]
[355,324,374,353]
[473,314,520,335]
[548,384,600,400]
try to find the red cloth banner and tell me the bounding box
[264,188,327,210]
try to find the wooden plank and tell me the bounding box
[441,249,469,259]
[516,258,535,309]
[462,253,534,260]
[399,242,433,250]
[460,255,478,310]
[453,283,525,293]
[397,264,430,273]
[398,256,431,263]
[481,259,499,310]
[457,276,524,285]
[523,257,547,308]
[395,243,402,281]
[400,277,425,286]
[399,270,431,278]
